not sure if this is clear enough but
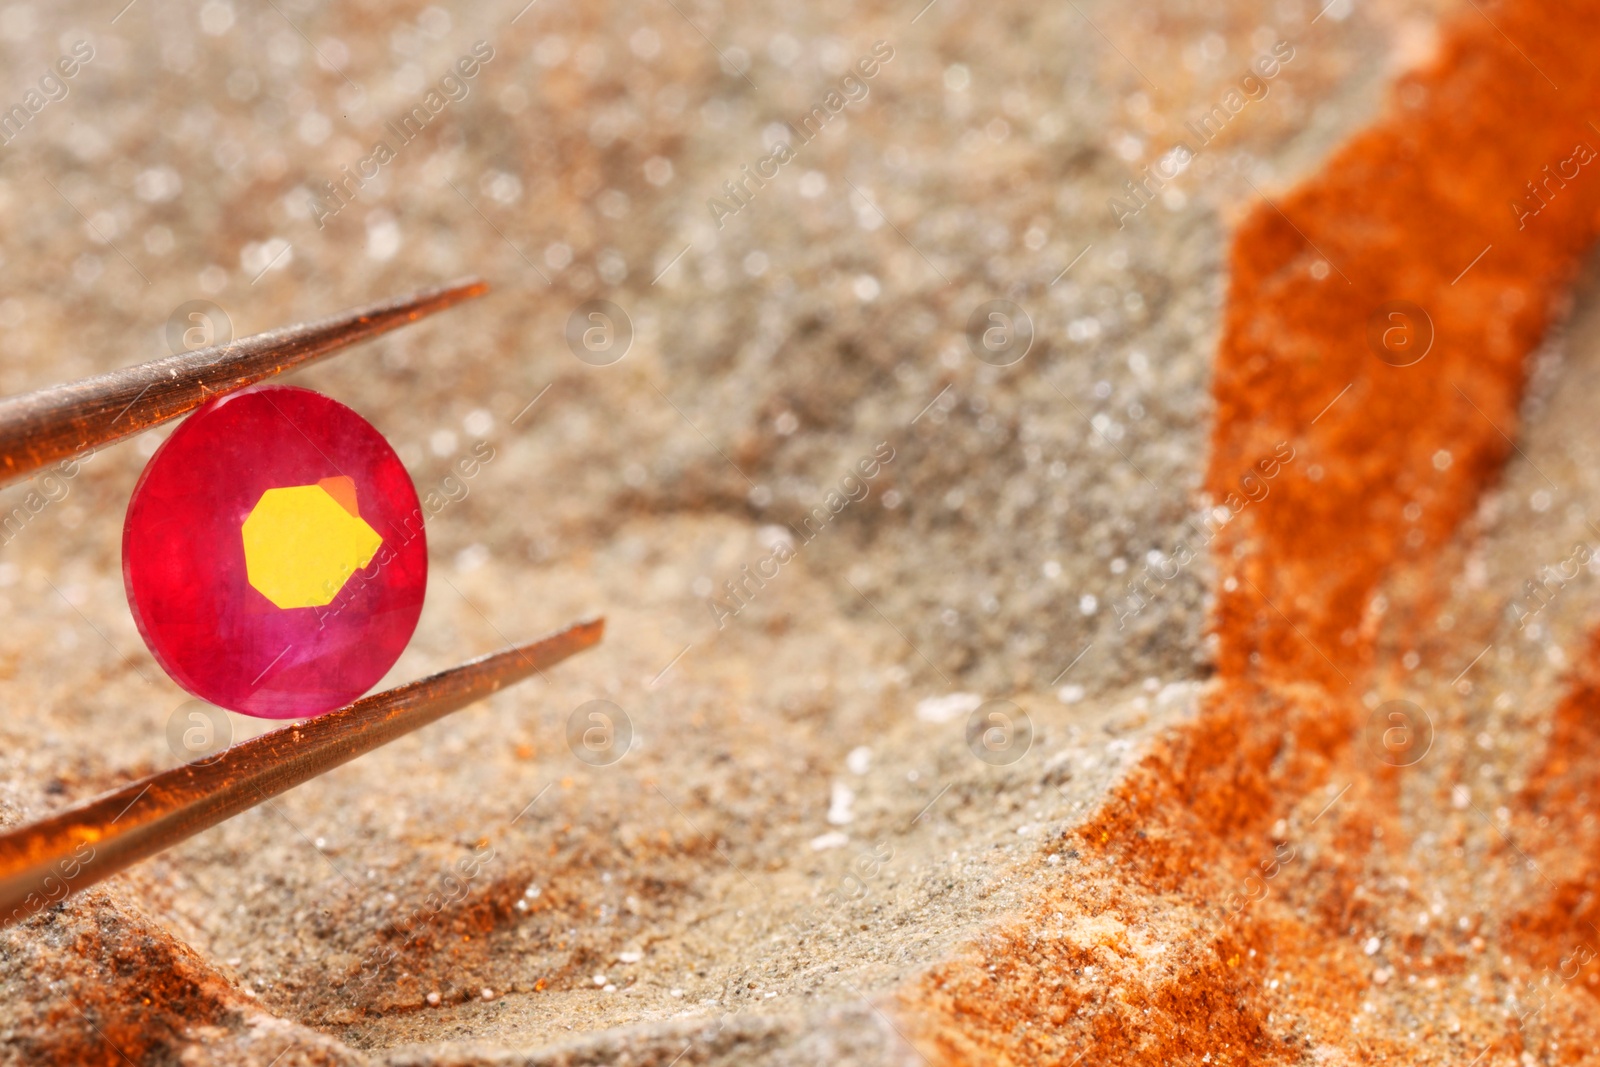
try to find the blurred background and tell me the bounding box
[6,0,1583,1064]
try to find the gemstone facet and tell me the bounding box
[241,480,384,610]
[123,386,427,719]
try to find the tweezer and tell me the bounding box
[0,279,603,926]
[0,276,488,487]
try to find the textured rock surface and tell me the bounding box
[11,0,1593,1064]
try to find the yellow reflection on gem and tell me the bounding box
[241,483,383,609]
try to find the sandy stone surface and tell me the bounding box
[0,0,1555,1063]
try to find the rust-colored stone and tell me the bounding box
[894,0,1600,1060]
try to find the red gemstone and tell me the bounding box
[122,385,427,719]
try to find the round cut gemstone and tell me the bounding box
[123,385,427,719]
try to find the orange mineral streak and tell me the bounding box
[1209,9,1600,692]
[896,1,1600,1062]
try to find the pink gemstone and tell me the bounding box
[122,385,427,719]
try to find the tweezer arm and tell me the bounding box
[0,277,488,487]
[0,616,602,927]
